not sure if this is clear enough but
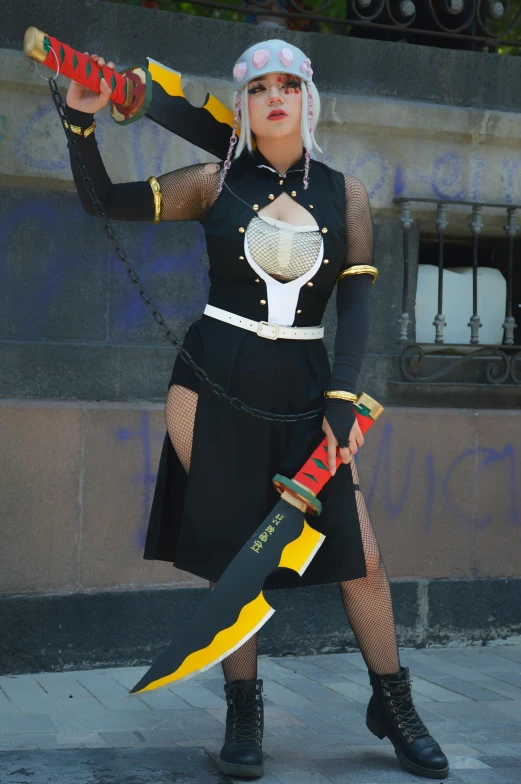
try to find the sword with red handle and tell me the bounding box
[130,393,383,695]
[23,26,235,157]
[24,26,147,122]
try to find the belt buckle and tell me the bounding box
[257,321,280,340]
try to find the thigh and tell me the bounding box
[165,384,199,473]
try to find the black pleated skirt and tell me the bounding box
[144,315,367,590]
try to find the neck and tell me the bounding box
[255,135,304,175]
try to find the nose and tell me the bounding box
[267,85,283,104]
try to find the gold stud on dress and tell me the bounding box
[307,281,314,287]
[323,259,329,264]
[321,227,328,234]
[297,309,302,314]
[291,191,297,197]
[253,204,259,211]
[260,299,267,305]
[279,179,284,185]
[239,227,245,233]
[239,255,245,260]
[268,194,275,200]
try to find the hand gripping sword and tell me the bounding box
[23,26,235,158]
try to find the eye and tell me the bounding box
[248,83,265,94]
[283,79,301,89]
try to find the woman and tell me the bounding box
[65,38,448,781]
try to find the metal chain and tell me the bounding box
[50,79,324,423]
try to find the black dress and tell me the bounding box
[66,110,375,591]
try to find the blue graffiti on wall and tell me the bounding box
[443,443,521,529]
[117,414,521,553]
[10,98,521,206]
[0,199,208,340]
[362,422,521,532]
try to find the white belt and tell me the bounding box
[204,304,324,341]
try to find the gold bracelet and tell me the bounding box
[336,265,378,285]
[64,119,96,139]
[324,390,358,403]
[147,176,163,224]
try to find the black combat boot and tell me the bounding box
[366,667,449,779]
[215,678,264,778]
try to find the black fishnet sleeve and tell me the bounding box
[324,175,375,448]
[157,163,221,221]
[66,107,220,222]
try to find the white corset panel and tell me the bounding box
[244,215,324,326]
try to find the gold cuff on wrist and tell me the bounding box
[336,265,378,285]
[324,390,358,403]
[64,119,96,139]
[148,176,162,224]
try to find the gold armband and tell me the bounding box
[147,176,163,224]
[324,390,358,403]
[63,119,96,139]
[336,265,378,285]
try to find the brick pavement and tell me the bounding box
[1,645,520,783]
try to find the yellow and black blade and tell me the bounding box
[112,57,235,159]
[129,500,324,694]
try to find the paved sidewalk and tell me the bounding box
[1,645,521,783]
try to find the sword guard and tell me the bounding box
[111,65,152,125]
[272,475,322,516]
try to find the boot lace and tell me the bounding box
[227,684,262,745]
[383,676,429,743]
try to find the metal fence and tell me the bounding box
[394,196,521,386]
[129,0,521,50]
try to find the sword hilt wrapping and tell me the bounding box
[24,27,128,105]
[280,392,384,507]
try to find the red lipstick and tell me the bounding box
[267,110,288,120]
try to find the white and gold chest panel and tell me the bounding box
[244,214,324,326]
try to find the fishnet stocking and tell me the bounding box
[165,385,199,473]
[165,384,258,684]
[338,460,400,676]
[211,581,258,685]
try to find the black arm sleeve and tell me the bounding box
[324,175,374,448]
[324,275,372,447]
[66,107,221,222]
[66,106,155,221]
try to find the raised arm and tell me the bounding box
[324,175,377,455]
[66,53,220,222]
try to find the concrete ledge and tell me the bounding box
[1,578,520,675]
[3,44,521,217]
[4,0,521,112]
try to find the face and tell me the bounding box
[247,72,302,142]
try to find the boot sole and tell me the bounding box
[366,717,449,780]
[210,751,264,779]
